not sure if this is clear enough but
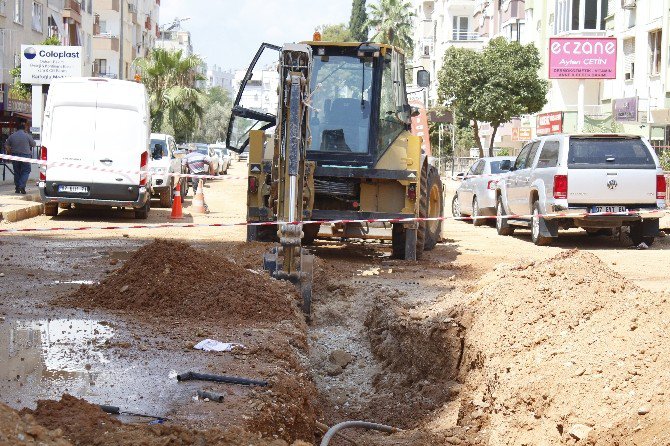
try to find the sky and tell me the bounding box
[159,0,353,71]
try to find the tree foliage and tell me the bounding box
[134,48,206,142]
[318,23,351,42]
[193,87,233,144]
[349,0,368,41]
[10,35,62,99]
[366,0,415,56]
[438,37,548,157]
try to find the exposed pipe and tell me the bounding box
[176,371,268,387]
[320,421,401,446]
[197,390,225,403]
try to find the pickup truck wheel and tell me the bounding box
[496,197,514,236]
[472,197,484,227]
[134,199,150,220]
[452,194,461,218]
[629,223,655,247]
[44,203,59,217]
[159,188,173,208]
[531,202,554,246]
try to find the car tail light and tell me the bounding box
[140,151,148,186]
[487,180,498,190]
[248,176,258,194]
[39,146,47,181]
[407,183,417,200]
[553,174,568,199]
[657,174,667,200]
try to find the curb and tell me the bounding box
[0,202,44,223]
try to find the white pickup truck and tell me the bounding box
[495,134,667,246]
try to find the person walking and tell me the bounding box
[181,147,214,194]
[5,121,36,194]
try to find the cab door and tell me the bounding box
[225,43,280,154]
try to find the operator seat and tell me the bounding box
[320,98,370,152]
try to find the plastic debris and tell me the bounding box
[193,339,245,352]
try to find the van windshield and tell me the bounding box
[150,139,168,158]
[568,137,656,169]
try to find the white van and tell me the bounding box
[39,78,152,219]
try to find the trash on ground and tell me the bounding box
[193,338,245,352]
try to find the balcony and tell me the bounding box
[446,31,484,48]
[93,34,120,52]
[145,17,151,30]
[63,0,82,23]
[95,0,120,12]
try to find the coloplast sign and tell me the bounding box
[549,37,617,79]
[21,45,83,84]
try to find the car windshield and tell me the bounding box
[307,55,373,153]
[490,160,512,174]
[150,139,168,158]
[196,148,208,155]
[568,137,656,169]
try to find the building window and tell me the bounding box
[452,16,469,40]
[649,29,662,76]
[31,1,42,32]
[554,0,608,34]
[0,0,7,16]
[14,0,23,24]
[623,37,635,81]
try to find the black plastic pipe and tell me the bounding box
[176,371,268,387]
[197,390,225,402]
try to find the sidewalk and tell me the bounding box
[0,165,43,223]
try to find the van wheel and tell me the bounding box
[135,200,150,220]
[159,188,173,208]
[44,203,59,217]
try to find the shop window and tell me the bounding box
[649,29,662,76]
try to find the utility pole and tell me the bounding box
[119,0,124,79]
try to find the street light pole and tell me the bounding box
[119,0,124,80]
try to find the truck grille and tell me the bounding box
[314,178,359,199]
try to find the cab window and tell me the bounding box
[378,51,409,155]
[514,144,532,170]
[537,141,559,168]
[526,141,541,168]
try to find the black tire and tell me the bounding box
[629,223,655,247]
[391,223,407,259]
[159,188,173,208]
[495,196,514,236]
[424,166,443,251]
[472,196,484,227]
[134,199,150,220]
[452,194,461,218]
[586,228,613,237]
[302,223,320,245]
[531,201,554,246]
[44,203,58,217]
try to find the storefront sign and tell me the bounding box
[537,112,563,135]
[512,127,532,141]
[613,97,638,122]
[549,37,617,79]
[21,45,83,84]
[410,100,432,156]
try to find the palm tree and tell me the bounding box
[134,48,206,141]
[366,0,415,55]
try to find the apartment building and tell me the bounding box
[92,0,159,80]
[232,69,279,115]
[156,27,191,56]
[206,64,234,95]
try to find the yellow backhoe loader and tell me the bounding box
[226,39,444,320]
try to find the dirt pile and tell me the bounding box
[460,250,670,445]
[60,240,300,323]
[20,394,310,446]
[0,402,71,445]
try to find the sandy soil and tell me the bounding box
[1,164,669,445]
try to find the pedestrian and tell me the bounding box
[181,147,214,194]
[5,121,36,194]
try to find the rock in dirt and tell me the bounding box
[569,424,592,440]
[57,240,301,324]
[329,349,353,368]
[325,362,344,376]
[638,406,650,415]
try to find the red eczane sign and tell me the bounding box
[536,112,563,135]
[409,100,432,156]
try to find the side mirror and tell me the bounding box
[455,172,466,180]
[410,106,421,117]
[499,159,512,171]
[417,69,430,88]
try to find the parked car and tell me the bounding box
[452,156,515,226]
[209,144,231,174]
[149,133,187,207]
[238,148,249,163]
[495,134,667,246]
[39,78,152,219]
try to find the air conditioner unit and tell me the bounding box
[621,0,636,9]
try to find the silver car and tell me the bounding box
[452,156,515,225]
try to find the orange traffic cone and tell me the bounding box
[191,179,209,214]
[170,179,184,220]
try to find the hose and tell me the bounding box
[176,371,268,387]
[320,421,401,446]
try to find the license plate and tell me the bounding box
[591,205,627,214]
[58,185,89,194]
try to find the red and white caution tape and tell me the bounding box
[0,209,666,234]
[0,153,247,181]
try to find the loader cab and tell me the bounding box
[226,42,416,168]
